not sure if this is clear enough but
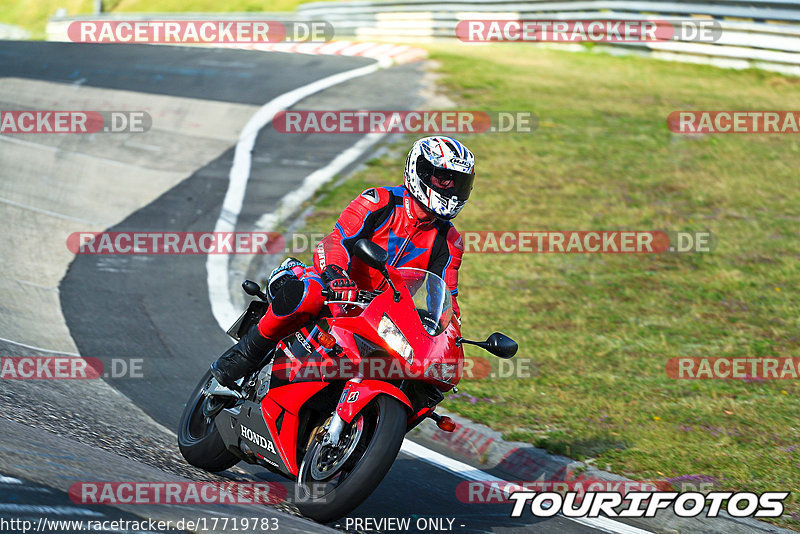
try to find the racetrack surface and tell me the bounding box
[1,41,641,533]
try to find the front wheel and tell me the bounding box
[295,395,407,523]
[177,370,240,472]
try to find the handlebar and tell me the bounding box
[321,287,381,305]
[320,288,335,299]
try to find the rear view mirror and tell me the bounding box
[242,280,268,301]
[457,332,518,359]
[483,332,518,359]
[354,239,389,271]
[354,239,402,302]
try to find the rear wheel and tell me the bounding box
[177,370,240,472]
[295,395,407,523]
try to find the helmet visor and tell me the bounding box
[416,155,475,201]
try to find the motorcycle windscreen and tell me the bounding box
[398,268,453,336]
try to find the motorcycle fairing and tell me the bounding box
[272,320,339,383]
[263,381,330,475]
[335,379,412,424]
[327,269,465,388]
[217,265,464,480]
[215,400,293,477]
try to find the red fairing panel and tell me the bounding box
[262,382,329,475]
[335,380,412,424]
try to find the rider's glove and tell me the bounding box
[320,265,357,301]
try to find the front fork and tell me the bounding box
[321,377,362,447]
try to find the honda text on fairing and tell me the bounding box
[177,239,517,522]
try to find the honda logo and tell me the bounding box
[240,424,277,455]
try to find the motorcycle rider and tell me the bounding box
[210,136,475,388]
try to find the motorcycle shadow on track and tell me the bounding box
[252,455,560,533]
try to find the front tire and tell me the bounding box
[177,370,240,472]
[295,395,407,523]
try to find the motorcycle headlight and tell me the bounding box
[378,314,414,364]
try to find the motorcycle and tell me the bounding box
[178,238,518,523]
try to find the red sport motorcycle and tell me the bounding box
[178,239,517,522]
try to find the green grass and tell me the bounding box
[296,43,800,527]
[0,0,94,38]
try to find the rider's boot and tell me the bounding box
[210,324,276,388]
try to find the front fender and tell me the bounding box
[336,380,412,424]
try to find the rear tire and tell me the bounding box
[295,395,407,523]
[177,370,240,472]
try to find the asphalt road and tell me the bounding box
[0,473,184,534]
[2,41,605,534]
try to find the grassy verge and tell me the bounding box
[296,43,800,527]
[0,0,94,38]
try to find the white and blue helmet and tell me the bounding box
[404,136,475,220]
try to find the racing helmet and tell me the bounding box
[404,136,475,220]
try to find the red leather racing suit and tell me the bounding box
[256,185,464,340]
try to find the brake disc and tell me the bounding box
[310,416,364,480]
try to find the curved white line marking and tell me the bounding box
[207,58,388,328]
[401,440,654,534]
[0,336,81,357]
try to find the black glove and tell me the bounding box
[321,265,357,301]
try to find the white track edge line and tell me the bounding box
[400,440,654,534]
[0,336,81,357]
[207,58,388,329]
